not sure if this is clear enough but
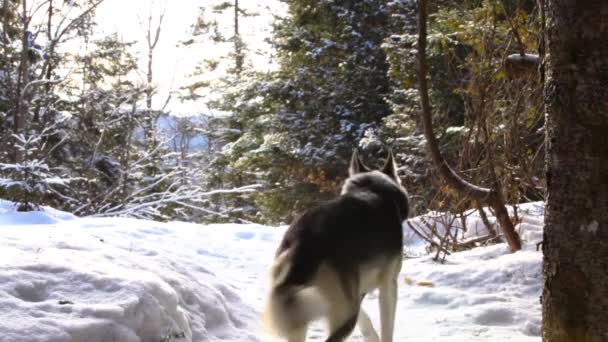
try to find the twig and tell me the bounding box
[406,220,451,256]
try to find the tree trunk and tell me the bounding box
[145,10,157,154]
[1,0,14,161]
[541,0,608,341]
[36,0,54,126]
[476,202,498,237]
[14,0,28,163]
[234,0,243,76]
[417,0,521,252]
[145,43,155,150]
[143,5,165,175]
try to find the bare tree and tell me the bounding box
[417,0,521,252]
[137,2,166,168]
[541,0,608,340]
[233,0,242,76]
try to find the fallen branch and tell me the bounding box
[454,234,501,251]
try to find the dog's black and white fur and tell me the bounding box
[263,149,409,342]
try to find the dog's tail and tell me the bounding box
[263,248,326,338]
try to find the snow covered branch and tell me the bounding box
[91,184,262,219]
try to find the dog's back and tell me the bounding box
[264,150,409,342]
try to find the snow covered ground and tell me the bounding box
[0,200,544,341]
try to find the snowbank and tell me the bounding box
[0,200,544,341]
[0,200,258,342]
[0,201,76,225]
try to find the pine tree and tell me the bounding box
[208,0,393,223]
[0,0,21,164]
[0,0,103,210]
[178,1,264,222]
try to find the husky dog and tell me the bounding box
[263,149,409,342]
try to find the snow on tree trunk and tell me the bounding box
[541,0,608,340]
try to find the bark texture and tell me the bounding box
[542,0,608,341]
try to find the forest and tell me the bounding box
[0,0,545,224]
[0,0,606,341]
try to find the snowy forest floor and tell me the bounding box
[0,200,544,342]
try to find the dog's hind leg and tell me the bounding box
[378,257,401,342]
[324,291,363,342]
[323,282,360,342]
[358,308,380,342]
[326,310,359,342]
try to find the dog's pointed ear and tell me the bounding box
[382,148,399,181]
[349,149,370,176]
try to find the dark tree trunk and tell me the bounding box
[541,0,608,341]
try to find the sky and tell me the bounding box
[94,0,284,116]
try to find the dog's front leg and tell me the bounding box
[379,256,401,342]
[379,277,398,342]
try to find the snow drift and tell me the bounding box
[0,200,257,342]
[0,200,544,341]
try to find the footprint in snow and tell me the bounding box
[473,307,516,326]
[234,231,255,240]
[196,248,226,258]
[139,227,170,236]
[13,282,49,303]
